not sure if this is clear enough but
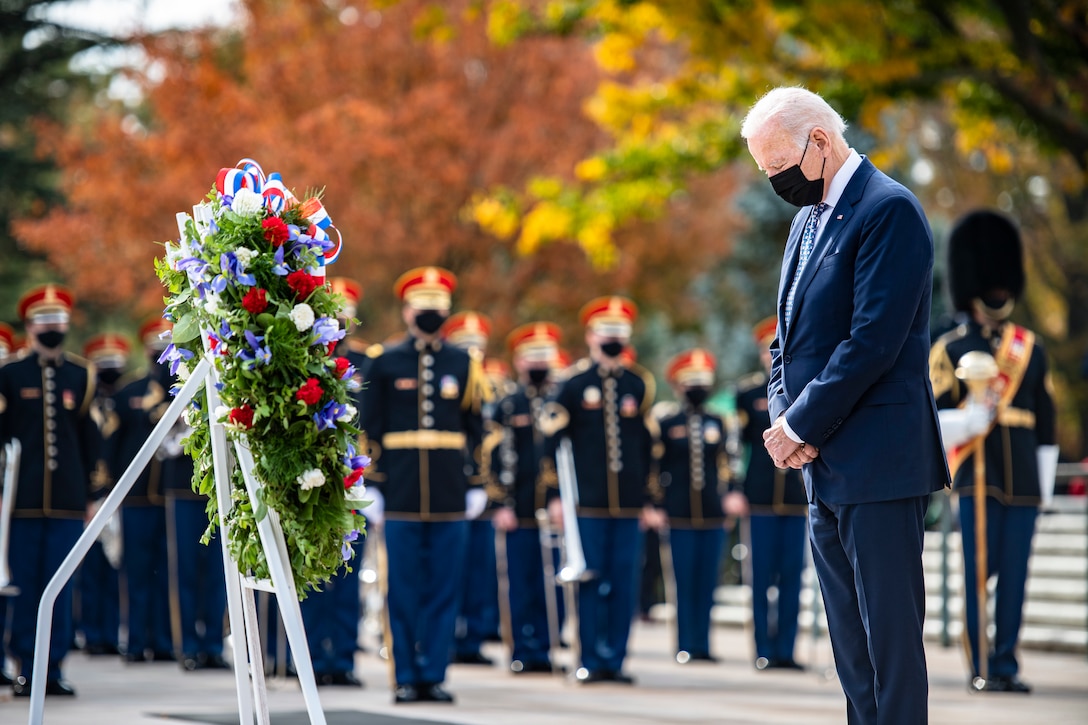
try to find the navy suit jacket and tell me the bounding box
[769,157,949,505]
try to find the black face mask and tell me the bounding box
[98,368,123,386]
[600,341,625,358]
[769,138,826,207]
[527,368,549,386]
[685,387,710,408]
[36,330,67,349]
[414,310,446,335]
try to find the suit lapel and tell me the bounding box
[786,159,877,337]
[777,210,808,333]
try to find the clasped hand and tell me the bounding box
[763,416,819,469]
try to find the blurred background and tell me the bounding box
[2,0,1086,467]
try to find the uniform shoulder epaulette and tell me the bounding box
[65,352,92,369]
[735,371,767,393]
[573,357,593,373]
[650,400,681,421]
[365,343,384,359]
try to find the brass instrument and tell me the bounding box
[0,439,20,596]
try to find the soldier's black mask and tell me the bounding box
[769,138,825,207]
[685,387,710,408]
[600,340,625,358]
[36,330,66,349]
[414,310,445,335]
[528,368,549,385]
[98,368,123,386]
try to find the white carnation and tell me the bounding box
[297,469,326,491]
[177,362,191,381]
[234,247,257,269]
[231,188,264,216]
[338,404,357,423]
[204,292,223,316]
[289,303,315,331]
[214,405,230,422]
[345,484,367,502]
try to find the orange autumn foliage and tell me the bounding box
[13,0,743,354]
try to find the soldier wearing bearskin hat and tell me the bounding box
[930,210,1059,694]
[0,284,97,696]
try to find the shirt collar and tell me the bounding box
[822,148,863,212]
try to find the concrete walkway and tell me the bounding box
[2,620,1086,724]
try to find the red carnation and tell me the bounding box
[296,378,323,406]
[242,287,268,314]
[327,341,338,357]
[344,468,364,489]
[334,357,351,378]
[261,217,290,247]
[228,404,254,429]
[287,270,319,301]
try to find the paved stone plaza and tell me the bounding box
[2,619,1085,724]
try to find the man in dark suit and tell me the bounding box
[741,87,949,724]
[360,266,488,705]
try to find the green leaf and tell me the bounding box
[171,313,202,344]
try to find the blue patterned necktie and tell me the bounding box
[784,202,829,327]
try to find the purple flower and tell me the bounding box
[272,245,291,276]
[236,329,271,368]
[218,318,233,340]
[341,530,360,560]
[311,317,345,347]
[220,252,256,287]
[157,343,195,376]
[313,400,346,431]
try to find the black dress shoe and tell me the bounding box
[511,660,555,674]
[181,655,201,672]
[13,677,77,697]
[394,684,420,703]
[152,650,176,662]
[420,683,454,703]
[606,670,636,685]
[772,658,806,671]
[201,653,230,670]
[979,675,1032,693]
[85,643,121,656]
[326,671,364,687]
[124,651,148,663]
[452,651,493,666]
[575,668,609,684]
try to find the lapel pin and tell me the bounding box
[836,214,843,220]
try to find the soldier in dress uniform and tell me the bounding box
[655,348,731,664]
[541,295,664,684]
[77,333,129,658]
[296,276,367,686]
[360,267,488,704]
[0,320,16,686]
[728,317,808,671]
[929,210,1058,694]
[0,284,96,696]
[108,316,175,663]
[490,322,563,674]
[442,311,501,667]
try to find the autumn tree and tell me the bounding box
[13,0,745,370]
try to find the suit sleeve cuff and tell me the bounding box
[780,414,804,444]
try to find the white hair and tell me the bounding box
[740,87,848,149]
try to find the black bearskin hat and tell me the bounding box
[947,209,1025,313]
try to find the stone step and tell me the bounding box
[923,530,1088,558]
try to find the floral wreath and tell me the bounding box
[155,158,367,596]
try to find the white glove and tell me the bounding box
[1037,445,1059,506]
[465,488,488,520]
[937,403,992,452]
[364,488,384,526]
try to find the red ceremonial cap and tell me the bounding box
[328,277,363,318]
[83,333,131,368]
[18,283,74,323]
[665,348,717,387]
[506,321,561,363]
[553,348,573,372]
[752,316,777,346]
[0,322,14,357]
[393,266,457,311]
[139,317,173,351]
[483,357,511,383]
[580,296,637,338]
[442,311,492,351]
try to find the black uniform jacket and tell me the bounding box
[360,336,486,520]
[734,372,807,515]
[106,370,172,506]
[0,350,97,518]
[930,320,1056,505]
[542,359,656,518]
[655,406,729,528]
[489,383,559,526]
